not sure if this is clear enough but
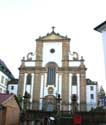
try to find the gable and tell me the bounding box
[0,94,21,109]
[2,96,20,109]
[36,31,70,41]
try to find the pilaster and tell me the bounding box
[18,71,24,96]
[62,41,70,67]
[33,70,41,109]
[35,41,43,67]
[62,71,69,110]
[80,64,86,111]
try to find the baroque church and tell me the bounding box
[18,27,97,111]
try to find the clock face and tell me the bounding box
[50,48,55,53]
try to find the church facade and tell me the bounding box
[18,28,97,111]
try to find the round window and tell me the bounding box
[50,48,55,53]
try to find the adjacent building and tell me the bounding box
[94,21,106,79]
[18,28,98,111]
[86,79,98,110]
[0,93,21,125]
[0,59,14,93]
[7,79,18,95]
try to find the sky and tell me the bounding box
[0,0,106,90]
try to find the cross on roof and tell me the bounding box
[52,26,55,32]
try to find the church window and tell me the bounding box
[26,74,32,85]
[72,74,77,85]
[47,62,56,85]
[50,48,55,53]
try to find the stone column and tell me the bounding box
[33,70,41,110]
[18,71,24,97]
[62,40,70,110]
[30,73,34,102]
[62,40,70,67]
[35,41,43,67]
[80,60,86,111]
[62,71,69,110]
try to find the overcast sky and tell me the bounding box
[0,0,106,89]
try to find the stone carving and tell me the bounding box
[27,52,34,61]
[69,51,79,60]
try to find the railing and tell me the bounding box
[20,100,97,112]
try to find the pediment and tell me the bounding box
[36,31,70,41]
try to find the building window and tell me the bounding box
[26,74,32,85]
[91,94,94,99]
[50,48,55,53]
[0,88,2,92]
[90,86,93,91]
[11,86,14,90]
[72,74,77,85]
[47,62,57,86]
[1,76,4,83]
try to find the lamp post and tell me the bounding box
[56,94,61,112]
[71,94,78,114]
[23,91,30,111]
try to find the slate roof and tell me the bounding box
[0,59,14,79]
[7,79,18,85]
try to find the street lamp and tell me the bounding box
[71,94,78,114]
[56,94,61,112]
[23,91,30,111]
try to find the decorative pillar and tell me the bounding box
[62,40,70,67]
[18,71,25,96]
[62,40,70,110]
[62,71,69,110]
[80,58,86,111]
[35,41,43,67]
[30,73,34,102]
[23,73,27,96]
[33,70,41,110]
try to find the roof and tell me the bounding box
[7,79,18,85]
[0,59,14,79]
[36,30,70,41]
[0,93,21,110]
[0,93,12,104]
[86,79,97,85]
[94,21,106,33]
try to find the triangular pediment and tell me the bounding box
[36,31,70,41]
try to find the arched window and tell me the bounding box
[72,74,77,85]
[26,74,32,85]
[47,62,57,86]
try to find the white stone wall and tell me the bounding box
[86,85,97,111]
[42,42,62,67]
[0,71,10,93]
[102,31,106,77]
[8,84,18,95]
